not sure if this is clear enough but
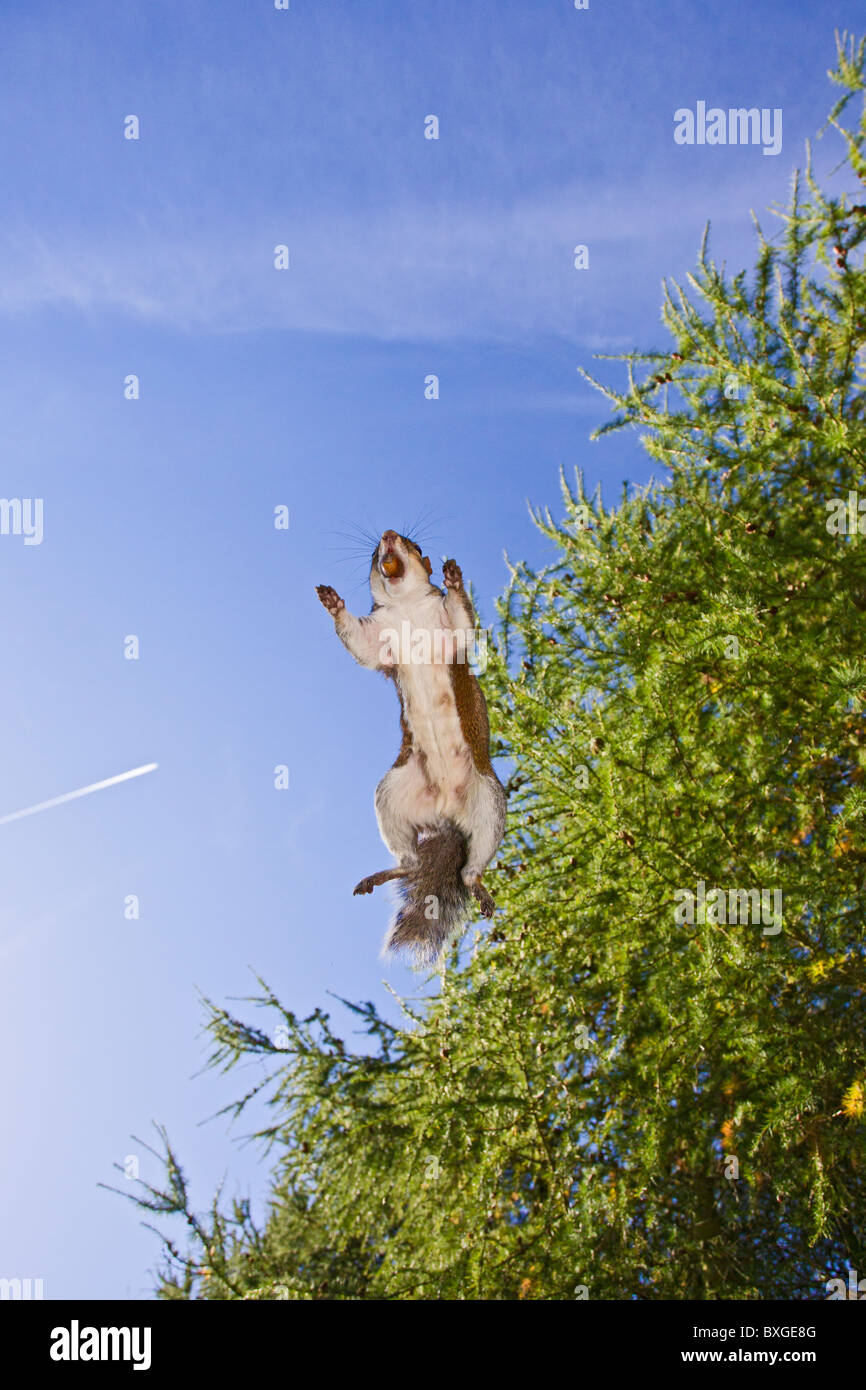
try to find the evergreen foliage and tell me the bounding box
[120,33,866,1300]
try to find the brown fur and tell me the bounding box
[383,823,470,965]
[448,661,494,775]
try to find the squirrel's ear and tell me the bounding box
[422,555,433,575]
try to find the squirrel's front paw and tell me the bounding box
[316,584,344,616]
[442,559,463,590]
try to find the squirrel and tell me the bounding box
[316,530,507,966]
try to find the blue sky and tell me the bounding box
[0,0,854,1298]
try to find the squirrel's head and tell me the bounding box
[370,530,434,604]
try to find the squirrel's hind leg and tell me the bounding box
[365,760,438,899]
[374,760,436,862]
[458,774,507,919]
[353,867,407,896]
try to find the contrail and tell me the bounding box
[0,763,158,826]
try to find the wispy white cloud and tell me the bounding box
[0,175,771,345]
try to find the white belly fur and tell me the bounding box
[390,595,477,823]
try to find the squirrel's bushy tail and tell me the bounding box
[383,823,471,967]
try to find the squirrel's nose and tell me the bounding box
[381,530,399,547]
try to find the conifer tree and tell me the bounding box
[119,32,866,1300]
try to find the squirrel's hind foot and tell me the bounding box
[469,879,496,918]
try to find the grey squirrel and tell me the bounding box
[316,530,507,966]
